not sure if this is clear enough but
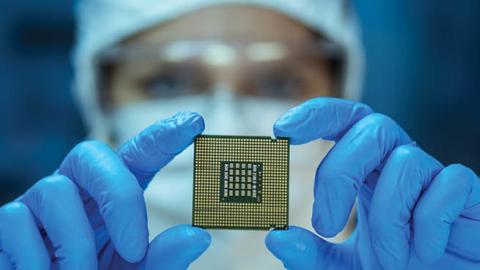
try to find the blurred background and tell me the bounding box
[0,0,479,204]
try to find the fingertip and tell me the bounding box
[193,227,212,248]
[311,217,343,238]
[144,225,211,269]
[273,98,374,145]
[265,227,299,257]
[272,106,306,145]
[109,197,149,263]
[443,164,480,208]
[156,224,211,254]
[272,122,287,139]
[152,111,204,155]
[265,227,308,253]
[311,182,355,237]
[119,236,148,263]
[411,163,475,265]
[0,202,51,269]
[174,111,205,136]
[268,226,317,249]
[118,111,205,185]
[311,211,340,238]
[265,228,289,251]
[182,225,212,255]
[265,226,321,270]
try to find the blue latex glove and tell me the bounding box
[265,98,480,270]
[0,112,210,270]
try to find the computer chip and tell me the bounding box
[192,135,289,230]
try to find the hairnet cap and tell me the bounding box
[73,0,364,140]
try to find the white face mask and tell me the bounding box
[109,89,334,239]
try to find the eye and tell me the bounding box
[254,74,305,99]
[139,64,210,98]
[141,73,190,98]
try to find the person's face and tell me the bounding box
[100,5,340,110]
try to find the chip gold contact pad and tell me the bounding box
[192,135,289,230]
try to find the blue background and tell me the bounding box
[0,0,479,203]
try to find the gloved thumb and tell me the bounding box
[142,224,211,270]
[265,226,353,270]
[118,111,205,189]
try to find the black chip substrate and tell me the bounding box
[192,135,289,230]
[220,161,263,203]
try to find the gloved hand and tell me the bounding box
[265,98,480,270]
[0,112,210,270]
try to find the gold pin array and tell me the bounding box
[192,135,289,230]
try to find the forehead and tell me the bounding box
[121,5,319,46]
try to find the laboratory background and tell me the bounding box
[0,0,479,204]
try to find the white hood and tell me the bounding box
[73,0,364,141]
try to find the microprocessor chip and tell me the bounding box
[192,135,289,230]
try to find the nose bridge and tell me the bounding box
[204,83,243,135]
[209,62,244,95]
[212,82,236,101]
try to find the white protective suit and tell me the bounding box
[73,1,364,269]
